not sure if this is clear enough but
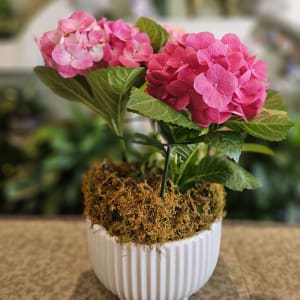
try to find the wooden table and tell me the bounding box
[1,218,299,300]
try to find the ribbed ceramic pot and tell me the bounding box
[86,219,222,300]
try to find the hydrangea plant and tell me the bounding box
[34,11,293,199]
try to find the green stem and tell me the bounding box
[120,138,128,162]
[112,121,128,162]
[160,144,172,199]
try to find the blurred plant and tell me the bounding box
[1,90,120,214]
[0,86,43,198]
[0,0,21,38]
[0,0,12,19]
[1,84,298,219]
[227,117,300,222]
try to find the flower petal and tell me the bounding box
[184,32,215,50]
[52,45,72,66]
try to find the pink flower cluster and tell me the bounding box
[36,11,153,78]
[146,32,268,126]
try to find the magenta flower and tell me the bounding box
[188,94,231,127]
[146,32,268,126]
[184,32,215,50]
[194,64,238,109]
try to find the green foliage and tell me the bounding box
[126,87,293,195]
[86,67,145,136]
[264,90,286,110]
[201,132,243,163]
[34,66,92,103]
[135,17,169,52]
[0,0,12,18]
[199,156,261,190]
[227,128,300,222]
[242,143,274,156]
[172,144,200,186]
[178,155,261,192]
[225,91,293,141]
[32,64,295,199]
[128,88,200,130]
[34,66,145,137]
[33,20,293,203]
[225,108,293,141]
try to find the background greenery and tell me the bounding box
[0,86,120,214]
[0,83,298,220]
[0,0,299,221]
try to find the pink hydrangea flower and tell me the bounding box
[99,18,153,67]
[146,32,268,126]
[163,24,186,43]
[36,11,153,78]
[59,10,96,33]
[35,29,61,67]
[194,64,238,108]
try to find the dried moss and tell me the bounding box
[82,160,226,244]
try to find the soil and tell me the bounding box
[82,160,226,244]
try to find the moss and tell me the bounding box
[83,160,226,245]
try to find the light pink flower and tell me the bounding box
[101,19,153,67]
[109,19,133,41]
[119,36,153,67]
[163,24,186,43]
[59,10,96,33]
[36,12,153,77]
[52,44,93,69]
[35,29,61,67]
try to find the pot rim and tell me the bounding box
[86,218,222,247]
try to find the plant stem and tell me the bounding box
[160,144,172,199]
[113,120,128,162]
[120,138,128,162]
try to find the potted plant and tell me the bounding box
[34,11,293,300]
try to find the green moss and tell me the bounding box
[83,160,225,244]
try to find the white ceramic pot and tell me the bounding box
[86,219,222,300]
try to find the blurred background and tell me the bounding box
[0,0,299,222]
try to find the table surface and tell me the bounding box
[1,218,300,300]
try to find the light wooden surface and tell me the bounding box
[1,218,299,299]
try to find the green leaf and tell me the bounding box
[135,17,169,52]
[174,144,199,186]
[203,131,243,162]
[158,121,201,144]
[34,66,109,122]
[34,66,93,103]
[86,67,145,135]
[264,90,285,110]
[130,132,165,152]
[5,170,41,202]
[242,143,275,156]
[225,108,294,141]
[181,156,261,191]
[128,88,201,130]
[34,66,146,136]
[173,144,197,160]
